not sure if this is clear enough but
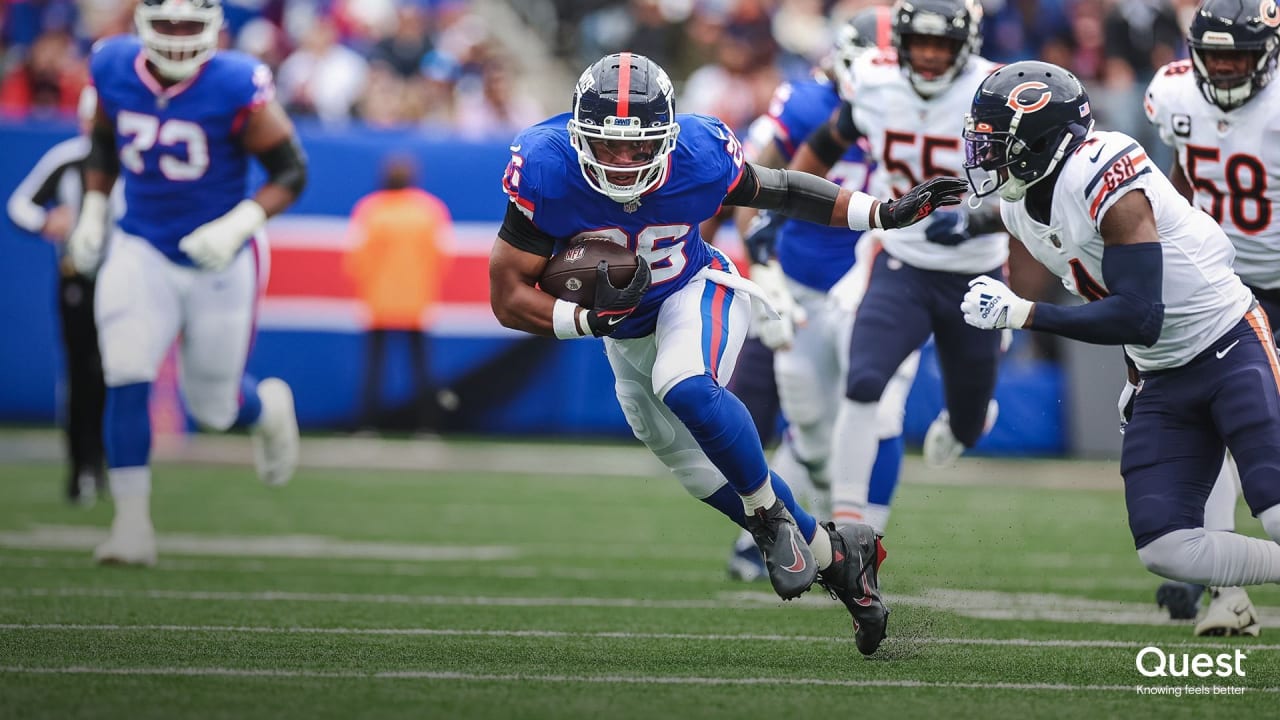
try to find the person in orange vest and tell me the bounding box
[344,156,453,432]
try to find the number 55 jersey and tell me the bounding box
[1145,59,1280,295]
[90,35,274,265]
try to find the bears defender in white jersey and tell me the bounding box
[490,51,968,655]
[1141,0,1280,635]
[788,0,1006,529]
[960,60,1280,601]
[66,0,306,566]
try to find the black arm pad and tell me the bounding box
[85,122,119,177]
[746,164,840,225]
[257,136,308,195]
[803,122,848,167]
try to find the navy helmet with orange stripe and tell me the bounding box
[1187,0,1280,111]
[832,6,894,100]
[962,60,1094,202]
[568,53,681,205]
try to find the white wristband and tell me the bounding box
[552,299,590,339]
[846,191,879,231]
[221,199,268,238]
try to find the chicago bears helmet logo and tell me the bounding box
[1262,0,1280,28]
[1006,81,1052,113]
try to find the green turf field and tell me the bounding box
[1,438,1277,719]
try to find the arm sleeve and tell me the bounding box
[1028,242,1165,347]
[723,162,840,225]
[497,201,557,257]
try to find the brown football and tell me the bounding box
[539,237,641,307]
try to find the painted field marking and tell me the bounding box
[3,623,1279,651]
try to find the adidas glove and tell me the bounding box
[67,190,110,276]
[750,260,805,350]
[961,275,1033,330]
[178,199,267,271]
[877,176,968,230]
[585,260,652,337]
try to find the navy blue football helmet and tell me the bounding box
[1187,0,1280,111]
[832,6,894,99]
[568,53,680,205]
[963,61,1094,201]
[892,0,984,97]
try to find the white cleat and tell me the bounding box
[1195,586,1261,637]
[252,378,299,487]
[94,496,157,567]
[923,400,998,469]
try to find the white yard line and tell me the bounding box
[3,623,1278,651]
[0,665,1229,692]
[0,431,1122,490]
[6,586,1280,628]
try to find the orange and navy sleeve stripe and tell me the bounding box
[1084,142,1153,222]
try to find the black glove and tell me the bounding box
[743,210,782,265]
[585,260,652,336]
[923,210,968,246]
[877,176,968,230]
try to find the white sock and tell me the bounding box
[741,478,777,514]
[1204,456,1239,532]
[809,524,833,570]
[830,398,878,520]
[863,504,891,535]
[108,466,151,499]
[1138,527,1280,586]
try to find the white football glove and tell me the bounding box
[66,190,110,276]
[961,275,1033,330]
[750,260,806,350]
[178,199,267,271]
[1117,378,1142,434]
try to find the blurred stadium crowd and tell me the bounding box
[2,0,1201,147]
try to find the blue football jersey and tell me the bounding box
[91,35,273,264]
[505,112,747,339]
[767,76,871,292]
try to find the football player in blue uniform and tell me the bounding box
[489,52,966,654]
[66,0,307,566]
[726,7,920,578]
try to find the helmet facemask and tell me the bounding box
[568,58,681,205]
[1190,44,1277,111]
[135,0,223,81]
[963,113,1089,202]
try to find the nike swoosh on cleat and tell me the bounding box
[780,531,808,573]
[1216,339,1241,359]
[854,571,874,607]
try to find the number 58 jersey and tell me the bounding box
[1145,60,1280,290]
[90,35,274,265]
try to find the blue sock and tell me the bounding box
[868,435,904,507]
[233,375,263,428]
[769,470,817,542]
[104,382,151,469]
[701,484,747,528]
[663,374,769,495]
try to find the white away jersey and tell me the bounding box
[1000,130,1253,372]
[846,49,1007,273]
[1145,60,1280,290]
